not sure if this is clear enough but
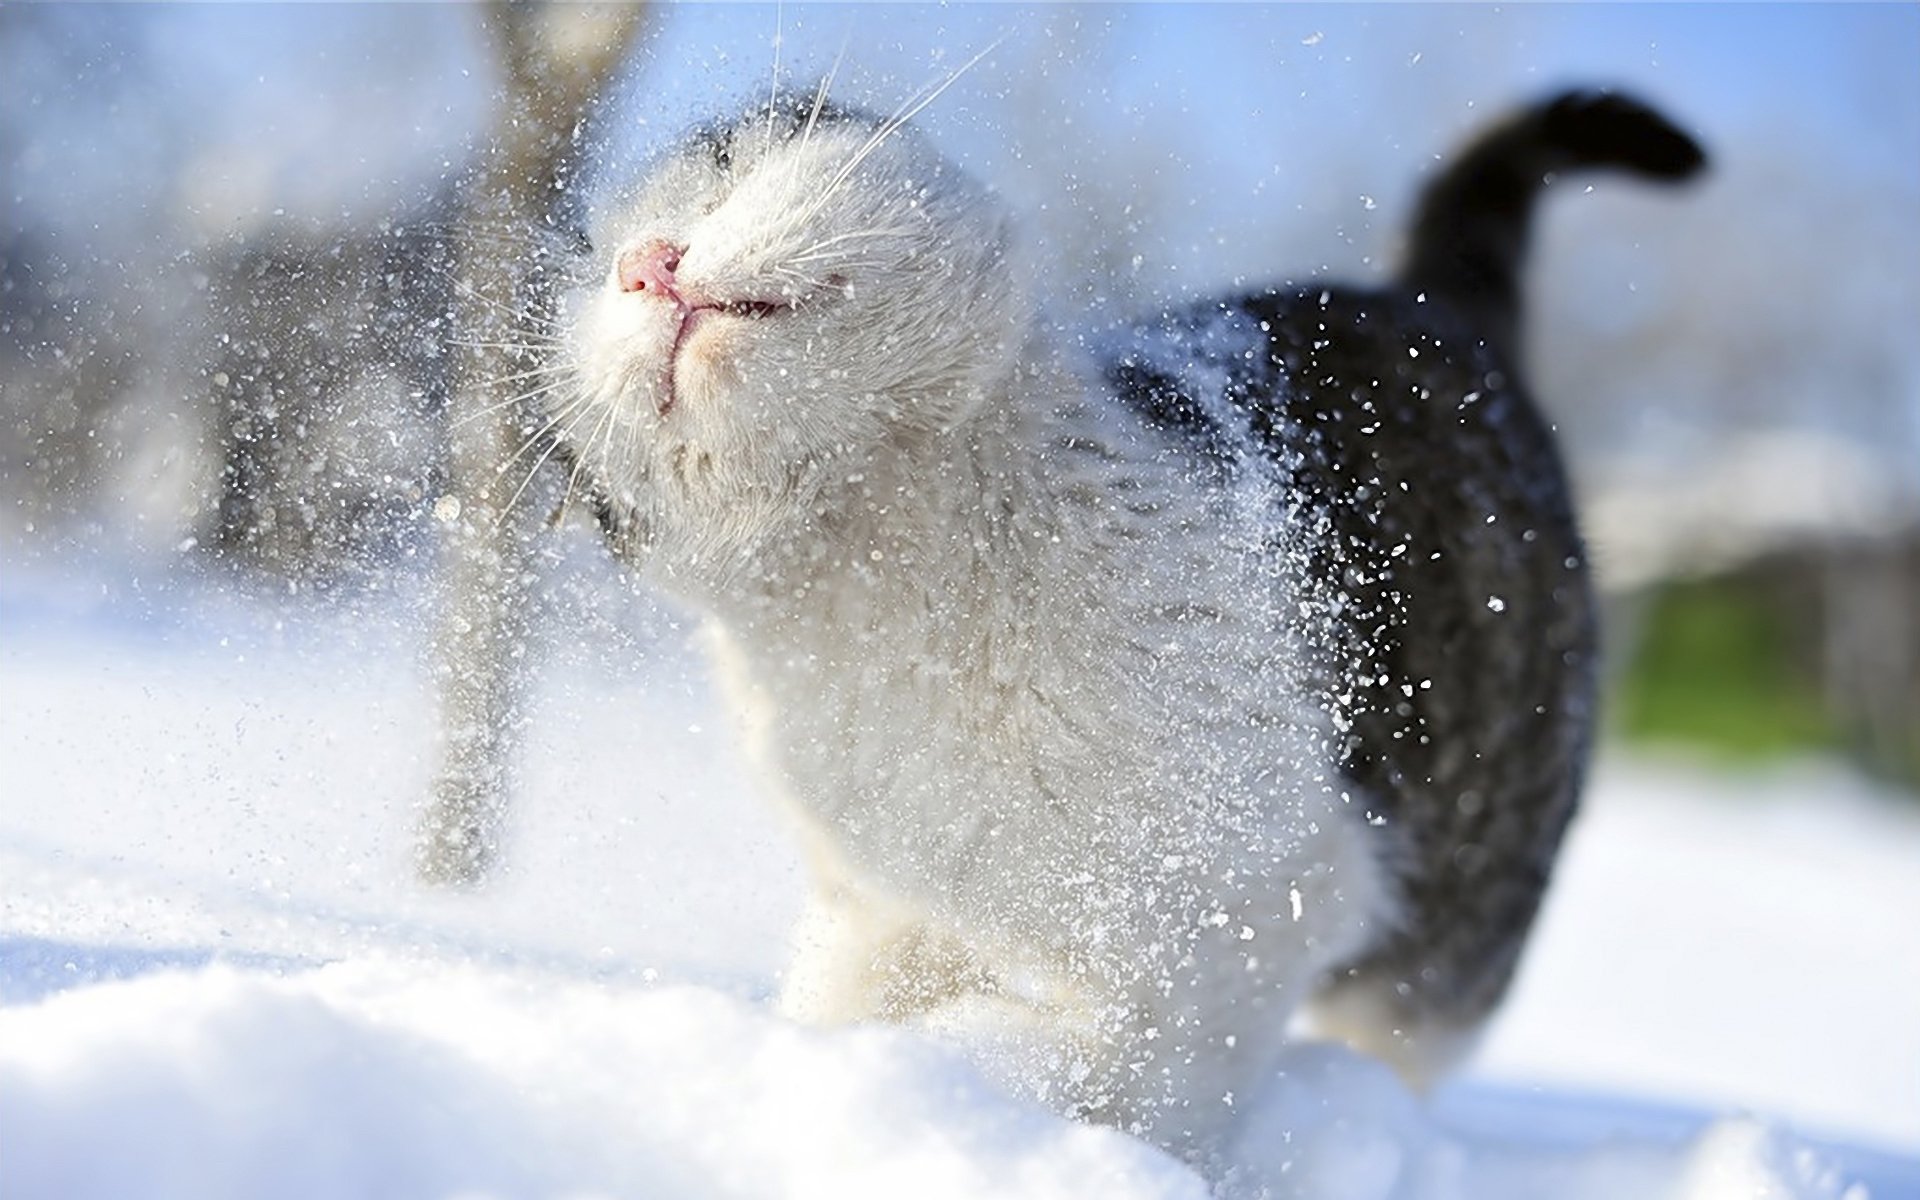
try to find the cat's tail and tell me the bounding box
[1400,88,1706,355]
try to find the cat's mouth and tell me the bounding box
[661,298,793,416]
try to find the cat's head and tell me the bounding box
[558,97,1024,567]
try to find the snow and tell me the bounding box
[1,964,1196,1200]
[3,556,1917,1199]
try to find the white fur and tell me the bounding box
[558,106,1402,1161]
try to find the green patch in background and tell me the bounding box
[1613,577,1838,762]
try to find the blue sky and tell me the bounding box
[12,5,1916,240]
[6,4,1916,469]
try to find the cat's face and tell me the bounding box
[560,101,1024,559]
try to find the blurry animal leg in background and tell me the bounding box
[417,447,534,887]
[416,0,647,886]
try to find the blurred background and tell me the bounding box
[4,2,1915,782]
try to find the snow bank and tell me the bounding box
[0,961,1201,1200]
[0,958,1882,1200]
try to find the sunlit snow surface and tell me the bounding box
[3,554,1917,1199]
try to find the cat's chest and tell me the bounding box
[720,617,1045,801]
[703,596,1177,916]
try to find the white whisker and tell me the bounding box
[556,394,621,526]
[494,395,599,526]
[790,35,1006,236]
[450,337,563,353]
[781,31,852,208]
[472,360,579,391]
[799,32,849,158]
[452,277,565,332]
[792,227,921,255]
[449,372,579,432]
[495,395,589,480]
[766,0,784,156]
[615,391,643,491]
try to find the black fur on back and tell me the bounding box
[1105,89,1704,1027]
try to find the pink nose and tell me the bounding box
[617,241,685,300]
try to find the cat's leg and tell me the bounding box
[1298,767,1581,1089]
[1064,822,1397,1161]
[1296,974,1485,1090]
[777,846,988,1025]
[1071,931,1305,1158]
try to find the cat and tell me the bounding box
[538,85,1704,1160]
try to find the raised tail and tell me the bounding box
[1401,88,1706,356]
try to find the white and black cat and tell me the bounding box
[537,86,1703,1160]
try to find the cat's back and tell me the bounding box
[1106,281,1597,1020]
